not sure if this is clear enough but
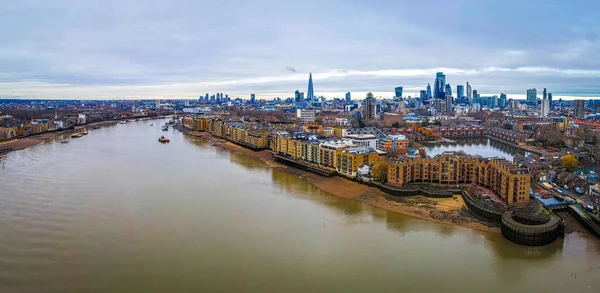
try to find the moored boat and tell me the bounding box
[158,136,170,143]
[119,121,127,124]
[161,125,169,131]
[61,140,69,144]
[70,133,84,138]
[93,125,100,129]
[81,130,89,135]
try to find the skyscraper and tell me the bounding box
[394,86,403,99]
[548,93,553,108]
[445,95,453,112]
[466,82,472,102]
[363,92,378,121]
[574,100,585,118]
[541,98,550,117]
[435,72,446,99]
[543,88,547,101]
[419,90,427,101]
[500,93,507,108]
[456,85,464,99]
[345,92,351,102]
[250,94,256,103]
[526,88,537,106]
[294,90,304,102]
[445,83,452,96]
[307,73,314,104]
[426,83,432,99]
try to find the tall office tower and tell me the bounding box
[394,86,403,99]
[205,93,209,103]
[541,98,550,117]
[363,92,378,121]
[307,73,314,104]
[294,90,303,102]
[472,90,479,102]
[345,92,351,102]
[589,99,596,109]
[456,85,465,99]
[434,78,440,99]
[445,83,452,96]
[543,88,547,101]
[466,82,473,102]
[435,72,446,99]
[500,93,507,108]
[548,93,553,108]
[446,95,453,112]
[419,90,427,101]
[526,88,537,106]
[426,83,432,99]
[155,99,160,109]
[250,94,256,103]
[574,100,585,118]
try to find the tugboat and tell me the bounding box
[158,136,170,143]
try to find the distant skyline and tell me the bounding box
[1,0,600,100]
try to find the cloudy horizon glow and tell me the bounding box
[1,0,600,100]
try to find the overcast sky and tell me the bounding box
[1,0,600,100]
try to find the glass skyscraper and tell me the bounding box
[394,86,403,99]
[307,73,314,104]
[456,85,464,99]
[426,83,432,99]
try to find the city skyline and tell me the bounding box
[1,0,600,100]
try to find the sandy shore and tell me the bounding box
[178,126,500,233]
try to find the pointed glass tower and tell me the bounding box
[307,73,314,104]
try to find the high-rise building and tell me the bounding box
[419,90,427,101]
[394,86,403,99]
[548,93,553,108]
[426,83,432,99]
[445,83,452,96]
[445,95,453,112]
[363,92,378,121]
[574,100,585,118]
[541,98,550,117]
[345,92,351,102]
[205,93,209,103]
[526,88,537,106]
[543,88,547,101]
[466,82,472,102]
[155,99,160,109]
[499,93,507,108]
[250,94,256,103]
[435,72,446,99]
[294,90,304,102]
[307,73,314,104]
[456,85,464,99]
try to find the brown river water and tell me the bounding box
[0,119,599,292]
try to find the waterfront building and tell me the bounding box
[307,73,315,104]
[487,128,528,144]
[456,85,464,99]
[526,88,537,106]
[343,134,378,148]
[395,86,403,99]
[297,109,317,124]
[387,152,531,203]
[320,140,355,169]
[363,93,378,121]
[337,147,382,177]
[381,134,408,153]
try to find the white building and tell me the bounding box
[343,134,378,148]
[296,109,317,124]
[541,99,550,117]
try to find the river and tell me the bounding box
[424,137,526,160]
[0,120,598,292]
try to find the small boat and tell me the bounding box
[158,136,170,143]
[81,130,89,135]
[119,121,127,124]
[93,126,100,129]
[71,133,83,138]
[162,125,169,131]
[149,124,154,126]
[61,140,69,144]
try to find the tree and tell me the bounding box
[561,153,579,170]
[371,161,388,182]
